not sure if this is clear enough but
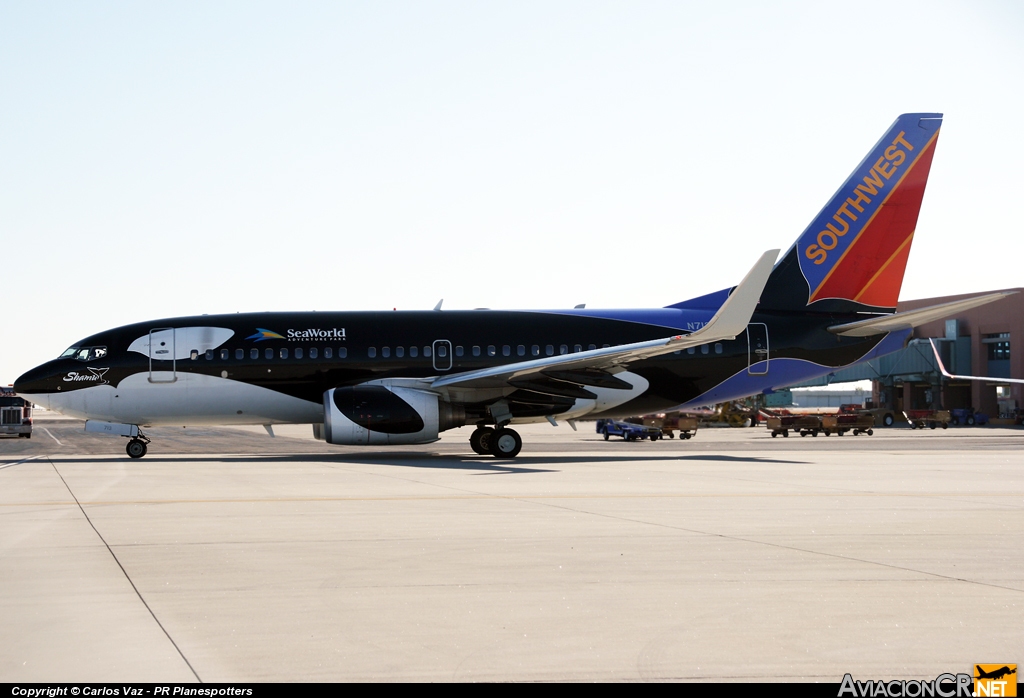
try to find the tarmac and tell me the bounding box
[2,415,1022,682]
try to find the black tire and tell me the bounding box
[867,429,873,435]
[930,423,936,430]
[667,432,675,439]
[470,427,494,455]
[490,428,522,458]
[966,416,975,426]
[603,430,610,441]
[126,439,147,459]
[942,422,947,429]
[649,434,658,441]
[883,413,894,427]
[782,431,788,437]
[771,432,777,438]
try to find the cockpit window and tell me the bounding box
[66,346,108,362]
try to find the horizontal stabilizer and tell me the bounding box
[827,292,1014,337]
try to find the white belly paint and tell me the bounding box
[41,372,322,426]
[510,371,649,424]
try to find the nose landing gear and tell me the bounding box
[125,430,151,459]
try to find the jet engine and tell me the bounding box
[323,383,465,445]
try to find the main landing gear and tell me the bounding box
[124,429,151,459]
[470,426,523,458]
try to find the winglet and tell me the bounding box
[685,249,779,342]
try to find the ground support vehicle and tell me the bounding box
[641,412,699,440]
[0,389,32,438]
[766,414,824,437]
[596,419,663,441]
[950,408,988,426]
[859,407,903,427]
[821,412,875,436]
[905,409,950,429]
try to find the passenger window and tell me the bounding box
[532,345,540,356]
[338,347,347,358]
[251,348,259,359]
[423,346,432,357]
[265,348,274,360]
[221,349,229,360]
[309,347,318,359]
[382,347,390,358]
[472,346,481,357]
[517,345,525,356]
[437,345,447,358]
[236,349,244,360]
[546,345,554,356]
[410,346,418,358]
[588,344,596,351]
[295,347,303,359]
[455,346,463,357]
[324,347,333,359]
[487,345,496,357]
[190,350,199,361]
[715,343,723,354]
[559,345,568,355]
[687,347,695,355]
[602,344,610,348]
[396,346,405,358]
[368,347,377,358]
[280,348,289,359]
[502,345,511,357]
[701,345,709,354]
[573,344,582,353]
[205,350,213,360]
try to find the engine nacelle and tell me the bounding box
[323,384,465,445]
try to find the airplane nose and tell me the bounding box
[13,362,62,406]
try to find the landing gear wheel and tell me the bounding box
[470,427,495,455]
[126,439,148,459]
[490,428,522,458]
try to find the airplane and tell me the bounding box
[975,666,1017,681]
[14,113,1008,459]
[929,338,1024,384]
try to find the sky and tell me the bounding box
[3,1,1023,384]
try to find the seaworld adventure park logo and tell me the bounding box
[247,328,346,342]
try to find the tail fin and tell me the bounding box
[759,113,942,312]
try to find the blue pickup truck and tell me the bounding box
[595,419,663,441]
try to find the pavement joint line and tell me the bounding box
[511,495,1024,597]
[47,456,203,683]
[0,455,45,470]
[41,427,63,445]
[2,489,1024,505]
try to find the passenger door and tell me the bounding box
[148,328,177,383]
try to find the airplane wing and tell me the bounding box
[929,338,1024,384]
[827,293,1014,337]
[431,249,779,393]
